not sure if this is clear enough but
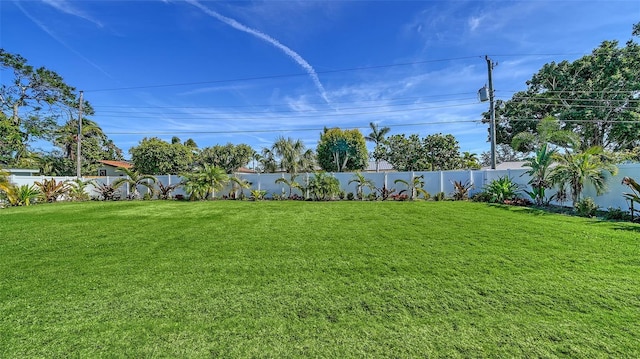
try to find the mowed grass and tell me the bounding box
[1,201,639,358]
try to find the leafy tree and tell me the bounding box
[316,128,367,172]
[480,144,524,167]
[487,29,640,151]
[112,167,157,199]
[550,146,618,207]
[348,172,375,200]
[197,143,254,174]
[423,133,461,171]
[365,122,390,172]
[380,134,426,171]
[271,136,315,174]
[0,49,87,165]
[129,137,194,175]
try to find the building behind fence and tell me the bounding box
[7,163,640,211]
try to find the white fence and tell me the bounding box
[7,163,640,211]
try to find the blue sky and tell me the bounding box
[1,0,639,159]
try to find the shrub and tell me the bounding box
[250,190,267,201]
[451,180,473,201]
[433,192,446,201]
[346,192,354,201]
[94,183,120,201]
[575,197,598,217]
[471,192,492,202]
[603,207,631,221]
[484,176,520,203]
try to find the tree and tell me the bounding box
[365,122,390,172]
[52,117,123,176]
[550,146,618,207]
[487,29,640,152]
[129,137,193,175]
[316,128,368,172]
[181,164,229,200]
[112,167,157,199]
[461,152,481,170]
[0,168,10,194]
[271,136,314,174]
[394,175,428,200]
[0,49,86,165]
[522,143,557,206]
[423,133,461,171]
[348,172,375,200]
[258,148,278,173]
[380,134,425,171]
[197,143,254,174]
[480,144,524,167]
[275,174,303,198]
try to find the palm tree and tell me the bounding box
[550,146,618,207]
[394,175,428,200]
[229,175,251,199]
[112,167,157,199]
[522,143,556,206]
[272,136,309,174]
[365,122,390,172]
[275,174,303,198]
[54,118,105,160]
[461,151,481,170]
[348,172,376,200]
[259,148,278,173]
[182,164,229,200]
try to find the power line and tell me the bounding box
[84,56,481,93]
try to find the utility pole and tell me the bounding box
[76,90,84,179]
[485,55,497,170]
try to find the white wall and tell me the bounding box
[7,163,640,211]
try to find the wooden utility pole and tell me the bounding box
[76,90,84,179]
[485,56,497,170]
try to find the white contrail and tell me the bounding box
[184,0,331,105]
[41,0,103,28]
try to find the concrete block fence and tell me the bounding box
[7,163,640,211]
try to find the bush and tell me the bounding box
[471,192,492,202]
[484,176,520,203]
[603,207,631,221]
[433,192,446,201]
[346,192,354,201]
[575,197,598,217]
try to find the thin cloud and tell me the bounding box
[183,0,331,105]
[41,0,103,28]
[14,1,114,79]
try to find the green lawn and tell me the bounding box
[1,201,639,358]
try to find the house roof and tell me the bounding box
[97,160,133,169]
[365,160,394,172]
[235,167,257,174]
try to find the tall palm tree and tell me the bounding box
[259,148,278,173]
[522,143,556,206]
[272,136,308,174]
[54,118,104,160]
[365,122,390,172]
[551,146,618,207]
[112,167,157,199]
